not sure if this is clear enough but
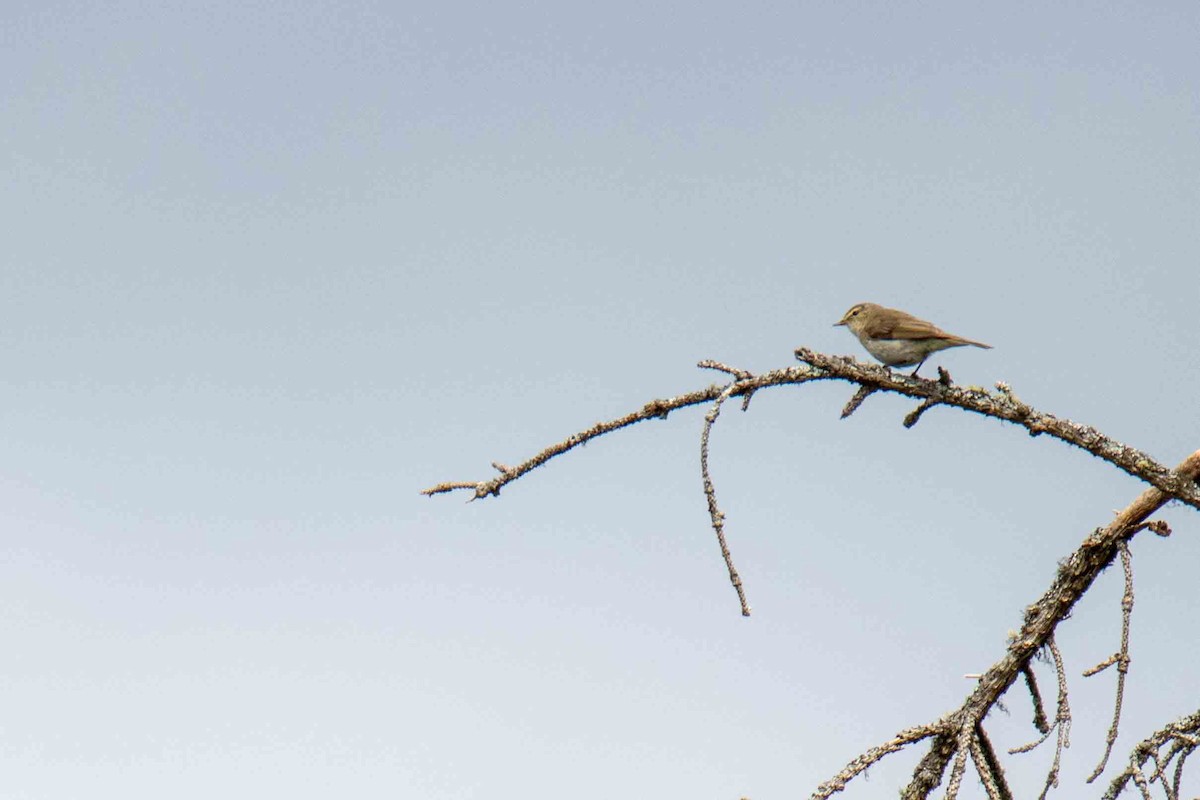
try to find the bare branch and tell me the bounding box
[1129,764,1154,800]
[944,724,976,800]
[700,380,751,616]
[902,398,939,428]
[420,349,1200,795]
[1010,638,1071,751]
[1087,540,1136,782]
[699,360,758,410]
[697,359,754,381]
[891,453,1200,799]
[794,349,1200,509]
[420,381,751,498]
[901,730,959,800]
[1020,663,1050,735]
[1170,743,1195,800]
[809,721,945,799]
[1103,710,1200,800]
[840,384,877,418]
[963,453,1199,737]
[972,723,1014,800]
[424,351,1200,509]
[1009,638,1072,800]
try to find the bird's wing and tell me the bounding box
[863,309,948,340]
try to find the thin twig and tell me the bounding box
[1087,540,1136,782]
[1026,639,1072,800]
[700,380,751,616]
[1010,639,1071,760]
[697,360,754,381]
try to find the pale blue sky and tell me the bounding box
[3,2,1199,798]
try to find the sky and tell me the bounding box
[3,2,1199,798]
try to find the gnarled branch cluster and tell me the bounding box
[835,449,1197,799]
[1103,709,1200,800]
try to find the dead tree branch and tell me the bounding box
[1009,638,1072,800]
[421,350,1200,797]
[700,379,751,616]
[422,350,1200,510]
[828,450,1200,800]
[812,721,945,799]
[1103,709,1200,800]
[1086,540,1139,782]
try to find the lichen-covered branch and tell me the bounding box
[1008,638,1071,800]
[794,349,1200,509]
[422,350,1200,510]
[828,452,1200,799]
[1086,540,1139,782]
[700,380,751,616]
[1103,709,1200,800]
[810,721,945,799]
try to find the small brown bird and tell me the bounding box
[835,302,992,377]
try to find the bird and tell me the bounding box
[835,302,992,377]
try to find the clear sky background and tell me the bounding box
[3,2,1199,798]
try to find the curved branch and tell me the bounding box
[422,350,1200,510]
[794,349,1200,508]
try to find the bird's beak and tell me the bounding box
[833,320,846,327]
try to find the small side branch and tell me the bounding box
[1086,540,1137,782]
[810,721,946,799]
[698,359,757,410]
[903,398,939,428]
[700,380,752,616]
[1010,638,1072,800]
[1021,663,1050,734]
[840,385,877,418]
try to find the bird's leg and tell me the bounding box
[910,358,928,378]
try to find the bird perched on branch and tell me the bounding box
[835,302,992,377]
